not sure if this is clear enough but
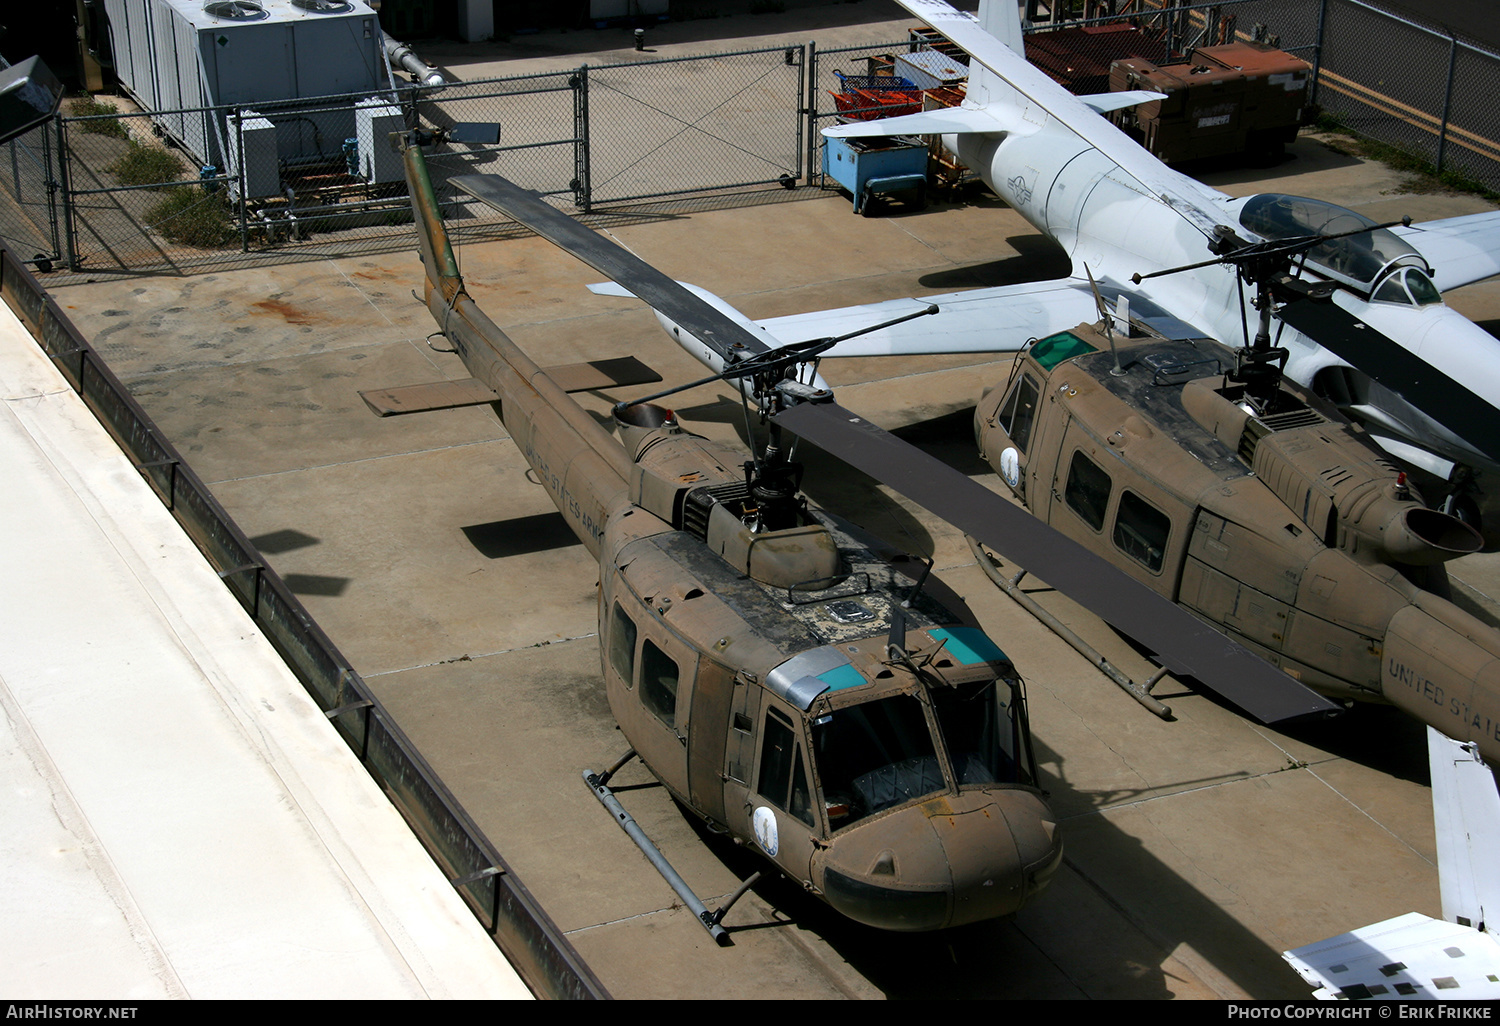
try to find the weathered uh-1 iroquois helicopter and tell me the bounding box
[369,138,1337,938]
[971,233,1500,763]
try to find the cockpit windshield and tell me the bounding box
[1238,194,1429,291]
[812,693,942,829]
[810,678,1031,831]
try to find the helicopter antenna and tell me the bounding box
[901,554,936,609]
[1084,263,1126,377]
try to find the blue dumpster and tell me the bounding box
[822,134,928,216]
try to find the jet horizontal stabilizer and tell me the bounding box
[820,103,1024,139]
[1079,90,1167,115]
[361,357,661,415]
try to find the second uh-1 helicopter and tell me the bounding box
[970,218,1500,762]
[373,137,1336,938]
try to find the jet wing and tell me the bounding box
[1393,210,1500,293]
[756,278,1099,357]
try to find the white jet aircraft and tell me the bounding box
[620,0,1500,526]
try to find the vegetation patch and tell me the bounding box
[1314,113,1499,201]
[146,186,237,248]
[71,95,130,139]
[106,143,186,189]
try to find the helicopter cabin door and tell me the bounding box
[606,601,699,804]
[745,699,820,887]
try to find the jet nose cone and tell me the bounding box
[816,790,1062,931]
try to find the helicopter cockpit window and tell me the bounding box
[929,680,1029,787]
[609,602,637,686]
[758,707,816,828]
[1237,194,1426,290]
[998,373,1040,453]
[641,639,679,727]
[1112,490,1171,573]
[811,694,944,830]
[1064,450,1112,532]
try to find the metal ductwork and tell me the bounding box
[384,37,444,88]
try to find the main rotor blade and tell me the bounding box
[451,175,772,365]
[774,400,1342,725]
[1275,297,1499,465]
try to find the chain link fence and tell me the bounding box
[1315,1,1500,190]
[4,0,1498,279]
[0,120,61,270]
[581,46,806,207]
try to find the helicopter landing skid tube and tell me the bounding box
[967,536,1173,720]
[584,752,757,946]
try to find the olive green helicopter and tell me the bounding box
[967,224,1500,761]
[366,137,1335,940]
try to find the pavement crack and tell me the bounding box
[364,632,599,676]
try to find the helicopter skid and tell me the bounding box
[584,763,742,947]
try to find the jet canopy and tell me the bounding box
[1238,194,1436,298]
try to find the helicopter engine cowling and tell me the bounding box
[813,788,1062,931]
[1181,378,1487,567]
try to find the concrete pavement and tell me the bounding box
[48,149,1500,999]
[42,7,1500,998]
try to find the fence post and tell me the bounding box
[806,41,818,186]
[42,126,61,261]
[573,65,591,213]
[1310,0,1329,108]
[1436,30,1458,175]
[54,115,78,272]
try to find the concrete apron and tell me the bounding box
[50,125,1499,997]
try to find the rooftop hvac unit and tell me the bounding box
[100,0,393,193]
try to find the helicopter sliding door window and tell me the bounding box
[1112,491,1171,573]
[1064,450,1112,532]
[997,374,1040,453]
[641,639,680,727]
[609,603,638,686]
[757,707,815,828]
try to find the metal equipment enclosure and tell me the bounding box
[100,0,392,181]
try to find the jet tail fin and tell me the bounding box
[1430,727,1500,931]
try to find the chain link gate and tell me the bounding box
[577,44,806,210]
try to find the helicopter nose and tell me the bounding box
[815,789,1062,931]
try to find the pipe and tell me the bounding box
[384,37,445,89]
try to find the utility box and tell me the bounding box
[822,135,927,216]
[354,98,404,183]
[227,111,280,199]
[99,0,390,173]
[1109,42,1313,164]
[894,50,968,91]
[1026,23,1165,95]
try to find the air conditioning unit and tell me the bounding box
[100,0,392,194]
